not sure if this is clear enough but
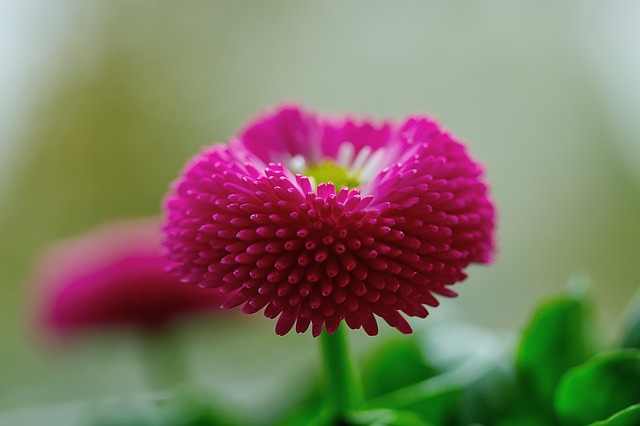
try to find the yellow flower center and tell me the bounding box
[305,161,361,190]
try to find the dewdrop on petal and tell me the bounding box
[163,105,495,337]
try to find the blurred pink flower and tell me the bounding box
[33,220,228,336]
[164,105,495,337]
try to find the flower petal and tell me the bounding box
[240,105,322,165]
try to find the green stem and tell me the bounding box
[139,331,189,391]
[319,325,363,417]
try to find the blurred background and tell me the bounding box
[1,0,639,424]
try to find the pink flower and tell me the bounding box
[163,105,495,337]
[33,220,228,336]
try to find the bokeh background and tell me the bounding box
[1,1,639,424]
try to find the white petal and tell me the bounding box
[336,142,356,168]
[349,146,372,175]
[289,155,306,173]
[359,148,387,182]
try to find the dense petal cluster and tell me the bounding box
[33,220,228,336]
[164,105,495,337]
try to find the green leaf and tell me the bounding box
[366,359,489,425]
[343,408,430,426]
[275,406,320,426]
[494,413,557,426]
[361,337,436,399]
[273,392,322,426]
[293,408,430,426]
[455,355,554,426]
[366,378,459,425]
[620,291,640,349]
[394,388,458,426]
[516,294,596,410]
[555,350,640,426]
[160,392,239,426]
[587,404,640,426]
[456,360,522,425]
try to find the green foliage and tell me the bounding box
[275,387,434,426]
[620,292,640,349]
[297,408,430,426]
[493,413,555,426]
[587,404,640,426]
[278,336,441,426]
[23,289,628,426]
[515,293,596,412]
[12,291,640,426]
[332,290,611,426]
[365,363,469,425]
[342,408,430,426]
[361,338,436,399]
[455,361,524,425]
[274,402,321,426]
[273,384,322,426]
[555,350,640,426]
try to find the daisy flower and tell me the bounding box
[34,220,228,336]
[164,105,495,337]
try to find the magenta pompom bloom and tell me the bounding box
[164,105,495,337]
[34,220,228,336]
